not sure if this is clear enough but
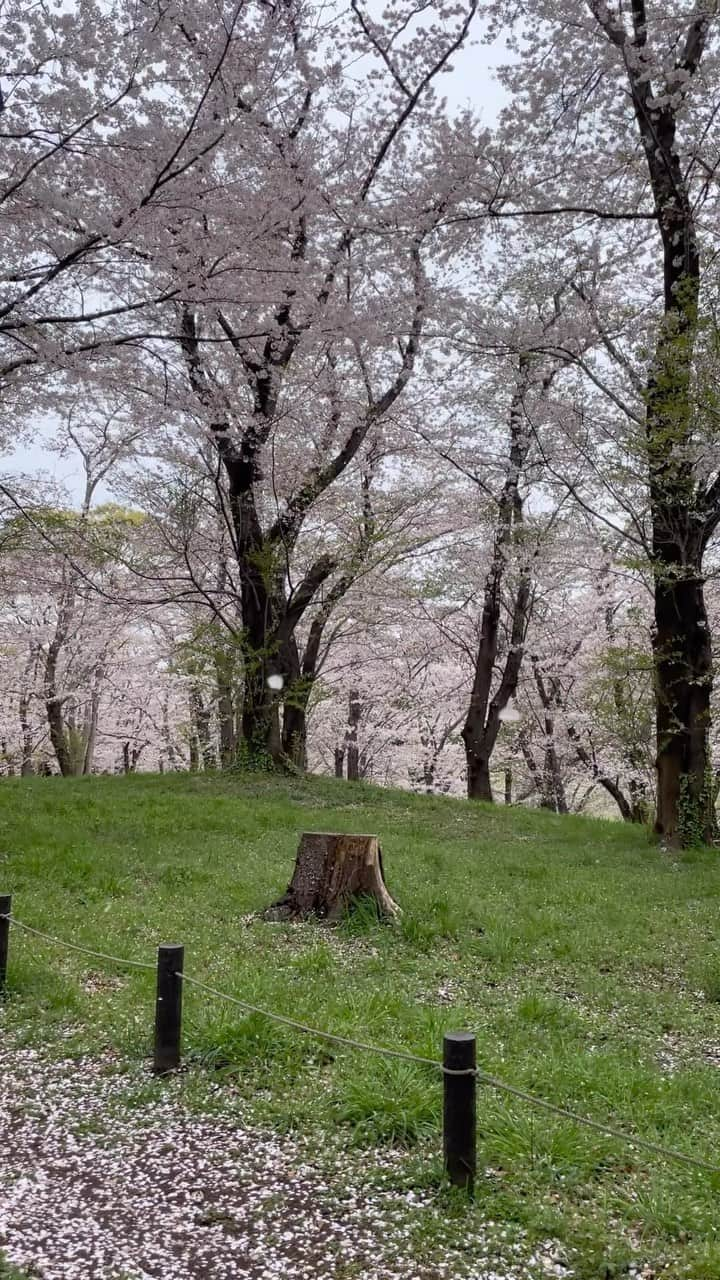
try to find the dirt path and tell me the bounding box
[0,1046,563,1280]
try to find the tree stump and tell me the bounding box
[264,832,400,922]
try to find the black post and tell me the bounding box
[153,943,184,1073]
[443,1030,476,1193]
[0,894,10,993]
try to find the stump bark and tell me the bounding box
[265,832,400,922]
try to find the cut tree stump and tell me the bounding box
[264,832,400,922]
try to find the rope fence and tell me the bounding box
[0,913,156,970]
[177,971,476,1074]
[1,895,718,1189]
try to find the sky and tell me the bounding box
[4,13,509,506]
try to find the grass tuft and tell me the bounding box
[338,1060,439,1145]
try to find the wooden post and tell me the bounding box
[0,894,10,993]
[153,943,184,1073]
[443,1030,476,1194]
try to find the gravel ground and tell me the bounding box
[0,1045,574,1280]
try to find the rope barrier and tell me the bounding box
[0,913,155,971]
[3,910,719,1174]
[177,971,720,1175]
[473,1071,720,1175]
[177,971,476,1075]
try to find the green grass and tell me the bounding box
[2,772,720,1276]
[0,1258,32,1279]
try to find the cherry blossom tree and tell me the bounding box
[147,0,485,766]
[3,0,487,772]
[474,0,720,842]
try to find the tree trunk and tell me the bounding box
[463,358,537,800]
[82,672,102,775]
[628,778,649,825]
[466,753,493,801]
[264,832,400,922]
[599,606,652,822]
[215,656,237,769]
[280,639,309,769]
[121,741,142,774]
[46,696,73,776]
[234,487,282,764]
[345,689,362,782]
[242,659,282,765]
[162,699,178,770]
[421,755,437,794]
[518,727,545,804]
[44,580,79,777]
[180,301,393,774]
[530,657,568,813]
[282,702,308,770]
[190,686,217,770]
[653,558,714,842]
[334,746,345,778]
[280,484,377,777]
[542,739,568,814]
[625,24,713,845]
[19,655,36,776]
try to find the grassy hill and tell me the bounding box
[2,772,720,1278]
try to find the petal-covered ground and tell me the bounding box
[0,1047,568,1280]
